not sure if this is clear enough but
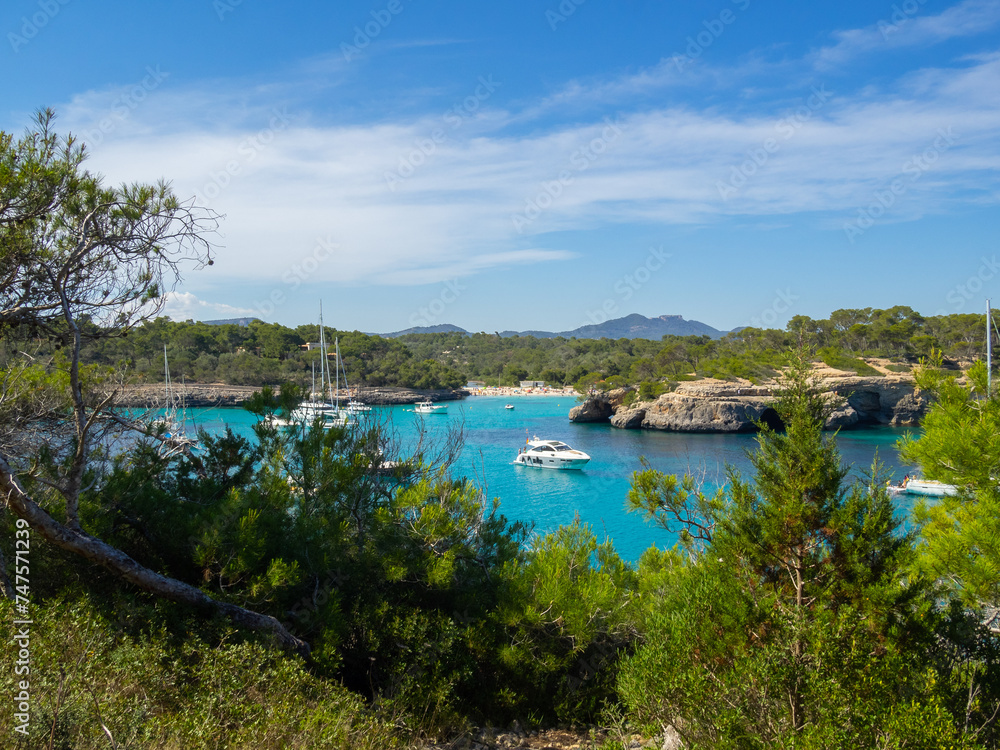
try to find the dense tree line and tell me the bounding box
[401,306,988,388]
[72,316,468,390]
[70,305,991,394]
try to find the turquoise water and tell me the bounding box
[181,396,915,563]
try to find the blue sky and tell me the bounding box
[4,0,1000,333]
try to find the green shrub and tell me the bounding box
[817,347,882,376]
[638,381,665,401]
[0,596,399,750]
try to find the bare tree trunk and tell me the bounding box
[0,454,309,655]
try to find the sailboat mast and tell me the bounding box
[989,299,993,398]
[334,337,340,407]
[318,303,328,404]
[163,344,171,415]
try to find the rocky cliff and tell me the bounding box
[570,375,928,433]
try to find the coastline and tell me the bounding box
[570,372,928,433]
[114,383,470,408]
[468,386,579,398]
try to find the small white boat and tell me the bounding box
[514,437,590,470]
[900,478,959,497]
[346,399,372,414]
[505,404,515,410]
[414,400,448,414]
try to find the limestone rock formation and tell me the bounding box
[598,373,929,434]
[824,403,860,429]
[888,391,929,426]
[610,407,646,429]
[640,393,775,433]
[569,395,614,423]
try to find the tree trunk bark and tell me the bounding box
[0,454,309,655]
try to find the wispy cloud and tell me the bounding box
[813,0,1000,68]
[47,14,1000,292]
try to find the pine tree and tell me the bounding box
[900,359,1000,611]
[623,356,930,744]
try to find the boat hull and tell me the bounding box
[513,455,590,470]
[903,480,958,497]
[414,403,448,414]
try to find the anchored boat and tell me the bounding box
[514,437,590,470]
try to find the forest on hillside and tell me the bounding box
[71,306,989,391]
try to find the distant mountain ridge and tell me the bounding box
[380,323,468,338]
[381,314,726,340]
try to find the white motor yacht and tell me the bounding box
[514,437,590,470]
[414,400,448,414]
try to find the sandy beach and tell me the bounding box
[468,386,579,397]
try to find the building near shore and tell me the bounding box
[520,380,545,388]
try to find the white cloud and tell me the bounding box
[48,29,1000,293]
[159,292,257,322]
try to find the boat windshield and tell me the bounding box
[550,443,571,451]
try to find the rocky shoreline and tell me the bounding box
[115,383,469,408]
[570,373,928,433]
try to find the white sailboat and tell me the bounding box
[287,304,349,428]
[152,345,197,449]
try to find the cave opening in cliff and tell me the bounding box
[758,408,785,432]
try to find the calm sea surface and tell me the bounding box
[180,395,917,563]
